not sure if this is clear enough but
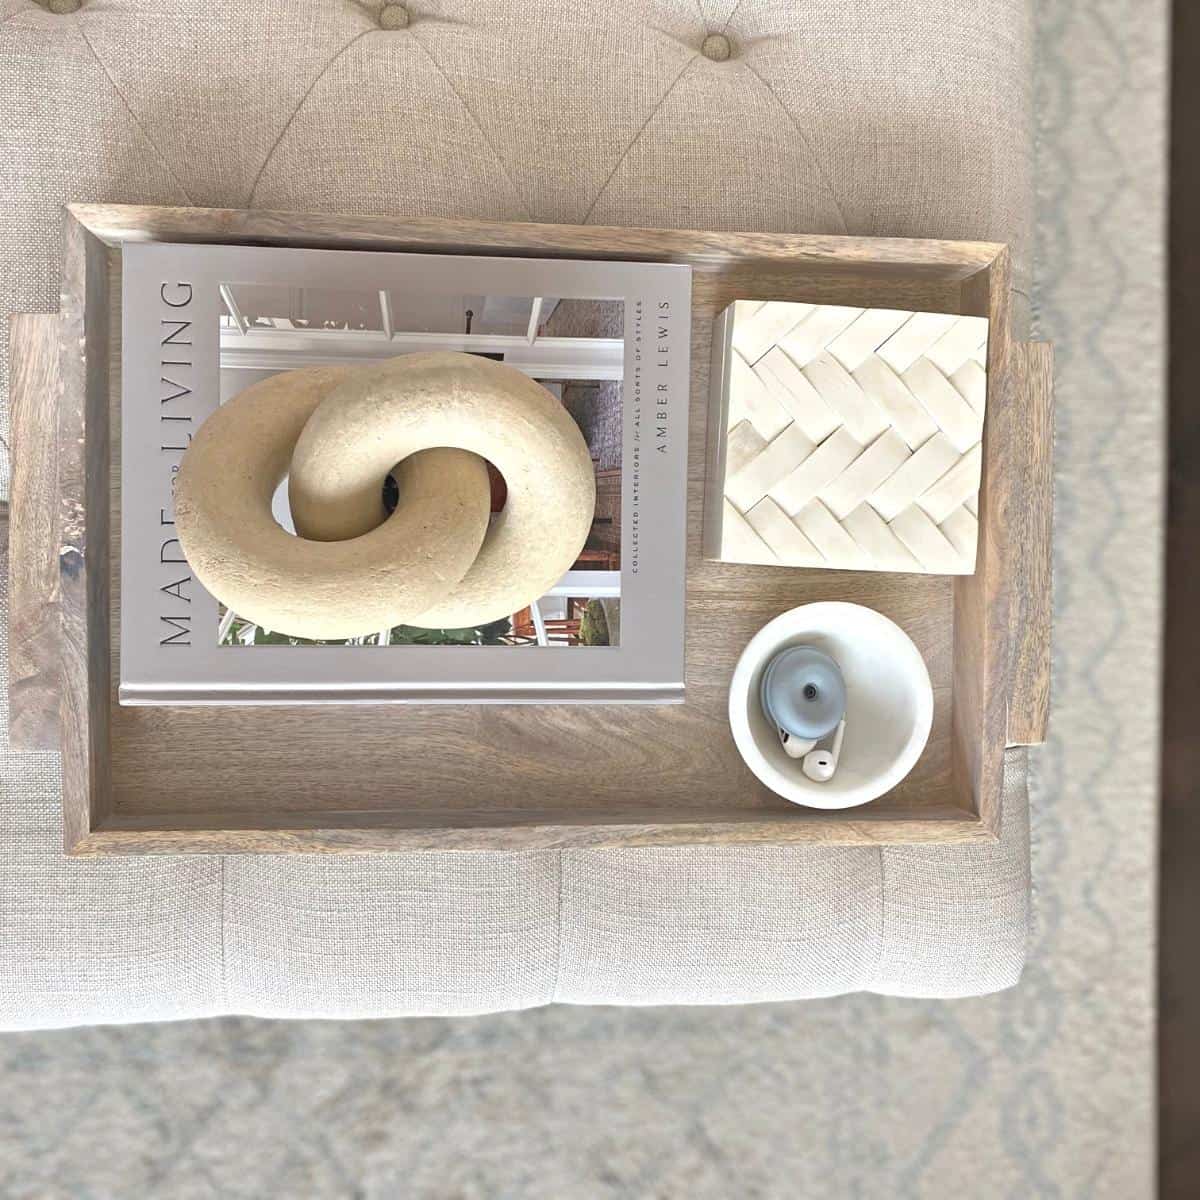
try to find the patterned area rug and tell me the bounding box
[0,2,1163,1196]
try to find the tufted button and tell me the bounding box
[700,32,732,62]
[379,3,410,29]
[46,0,82,12]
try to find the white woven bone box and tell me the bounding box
[703,301,989,575]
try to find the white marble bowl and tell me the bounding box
[728,602,933,810]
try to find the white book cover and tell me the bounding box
[119,242,691,704]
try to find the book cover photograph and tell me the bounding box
[119,242,692,704]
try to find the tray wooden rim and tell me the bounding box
[6,204,1051,854]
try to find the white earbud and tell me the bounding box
[802,720,845,783]
[777,729,817,759]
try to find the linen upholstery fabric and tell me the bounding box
[0,0,1032,1027]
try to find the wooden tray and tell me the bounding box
[6,205,1052,855]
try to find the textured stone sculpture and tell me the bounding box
[175,353,596,641]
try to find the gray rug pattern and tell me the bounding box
[0,1,1165,1196]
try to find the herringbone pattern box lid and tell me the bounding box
[706,301,989,574]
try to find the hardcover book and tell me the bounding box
[119,242,691,704]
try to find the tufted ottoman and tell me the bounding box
[0,0,1032,1027]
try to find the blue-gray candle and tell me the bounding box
[760,645,846,741]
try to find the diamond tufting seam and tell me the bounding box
[74,21,195,205]
[581,51,700,225]
[741,58,849,235]
[245,27,376,208]
[408,26,534,223]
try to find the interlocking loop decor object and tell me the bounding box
[174,352,597,641]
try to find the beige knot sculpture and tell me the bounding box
[174,352,597,641]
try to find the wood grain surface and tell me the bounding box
[68,202,1003,276]
[7,314,62,750]
[30,205,1046,854]
[58,212,114,851]
[71,805,994,855]
[1006,342,1054,746]
[949,258,1015,835]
